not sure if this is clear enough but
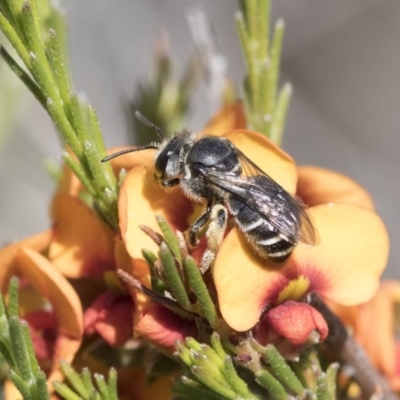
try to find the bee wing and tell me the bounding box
[201,148,316,246]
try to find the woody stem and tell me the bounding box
[309,294,399,400]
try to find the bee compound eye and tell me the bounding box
[154,151,168,180]
[154,136,180,180]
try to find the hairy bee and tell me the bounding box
[103,112,316,270]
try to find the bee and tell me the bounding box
[103,112,316,271]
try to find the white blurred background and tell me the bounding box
[1,0,399,277]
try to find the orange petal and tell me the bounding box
[49,194,115,278]
[0,230,52,288]
[118,165,193,278]
[15,247,83,384]
[200,101,246,136]
[223,129,297,193]
[297,166,375,210]
[214,203,388,331]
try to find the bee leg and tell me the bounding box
[200,204,228,274]
[185,202,212,249]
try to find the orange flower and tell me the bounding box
[0,231,83,390]
[214,201,388,332]
[116,103,388,342]
[329,281,400,390]
[48,147,156,279]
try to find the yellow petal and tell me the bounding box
[16,247,83,383]
[297,165,375,210]
[223,129,297,193]
[214,203,388,331]
[49,194,115,278]
[200,101,246,136]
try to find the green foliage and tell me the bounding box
[174,334,258,400]
[140,216,219,328]
[0,0,119,230]
[236,0,291,144]
[0,278,123,400]
[0,1,346,399]
[54,364,119,400]
[0,277,50,400]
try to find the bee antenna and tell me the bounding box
[135,111,165,141]
[101,142,159,162]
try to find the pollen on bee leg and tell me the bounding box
[200,204,228,273]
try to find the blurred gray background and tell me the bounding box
[1,0,399,277]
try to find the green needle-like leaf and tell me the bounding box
[62,151,96,197]
[0,45,46,107]
[222,355,252,398]
[8,277,20,317]
[94,374,108,398]
[107,368,118,400]
[210,333,227,361]
[81,367,96,394]
[156,215,182,265]
[53,381,82,400]
[190,365,236,400]
[9,369,32,399]
[46,98,83,157]
[48,28,70,106]
[255,369,287,400]
[269,19,284,111]
[9,317,32,381]
[0,10,31,67]
[264,344,304,395]
[316,373,332,400]
[36,370,50,400]
[175,340,194,367]
[21,321,40,377]
[270,82,292,144]
[159,242,191,309]
[60,360,90,398]
[184,256,218,326]
[236,0,291,144]
[325,363,339,399]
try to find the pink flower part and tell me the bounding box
[135,303,197,352]
[264,301,328,346]
[84,292,134,346]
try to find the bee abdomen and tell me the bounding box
[229,198,294,263]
